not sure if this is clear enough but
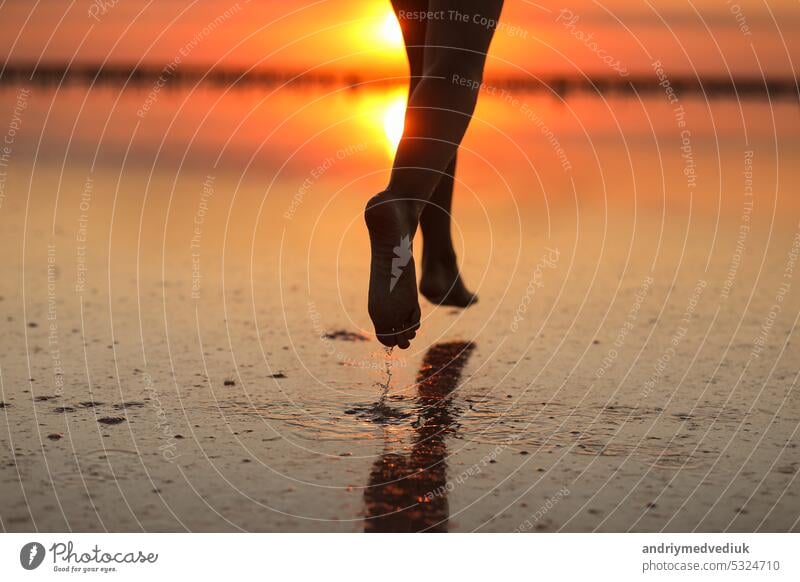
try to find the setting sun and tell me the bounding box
[379,11,404,49]
[355,87,407,157]
[382,91,407,155]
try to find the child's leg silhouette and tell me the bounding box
[367,0,502,347]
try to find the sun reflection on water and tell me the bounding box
[381,90,407,155]
[379,11,404,49]
[356,86,407,157]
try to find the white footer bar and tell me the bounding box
[1,533,797,581]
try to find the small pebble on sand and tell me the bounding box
[97,416,126,425]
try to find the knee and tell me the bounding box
[425,51,487,93]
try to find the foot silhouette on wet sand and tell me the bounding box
[366,191,477,349]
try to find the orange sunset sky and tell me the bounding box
[1,0,798,78]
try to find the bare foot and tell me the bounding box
[420,250,478,308]
[365,192,421,349]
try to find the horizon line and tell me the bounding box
[1,62,798,99]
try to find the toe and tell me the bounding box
[399,326,417,345]
[376,331,397,348]
[394,317,418,349]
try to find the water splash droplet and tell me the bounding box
[369,346,395,420]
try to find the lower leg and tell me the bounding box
[392,0,477,307]
[392,0,479,307]
[419,156,478,306]
[387,0,503,205]
[385,75,478,207]
[367,0,502,347]
[365,73,481,345]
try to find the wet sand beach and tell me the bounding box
[1,82,799,532]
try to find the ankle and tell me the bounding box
[423,246,457,269]
[385,185,430,216]
[373,191,423,231]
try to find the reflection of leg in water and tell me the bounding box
[364,341,475,532]
[367,0,503,348]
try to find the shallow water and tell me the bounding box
[1,82,799,531]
